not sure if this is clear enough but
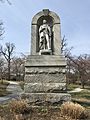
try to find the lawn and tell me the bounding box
[68,84,90,109]
[0,83,90,120]
[0,102,90,120]
[0,80,11,97]
[67,84,90,91]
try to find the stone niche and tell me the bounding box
[31,9,61,55]
[23,9,71,105]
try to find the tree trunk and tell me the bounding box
[8,59,10,81]
[81,81,85,89]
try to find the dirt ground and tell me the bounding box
[0,105,90,120]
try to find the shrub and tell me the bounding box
[9,99,30,114]
[61,102,87,119]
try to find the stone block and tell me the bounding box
[24,83,66,93]
[25,66,66,74]
[25,73,66,83]
[25,55,66,67]
[21,93,71,105]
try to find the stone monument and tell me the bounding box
[23,9,71,105]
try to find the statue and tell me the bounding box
[39,20,52,50]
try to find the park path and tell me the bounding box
[68,88,83,93]
[7,81,23,94]
[0,81,23,104]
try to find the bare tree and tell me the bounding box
[0,42,15,80]
[75,54,90,88]
[67,54,90,88]
[0,0,11,5]
[0,21,4,39]
[11,57,25,81]
[61,35,74,85]
[0,56,4,80]
[61,35,67,54]
[61,36,90,88]
[0,0,11,39]
[61,35,73,57]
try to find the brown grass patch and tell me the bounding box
[61,102,88,119]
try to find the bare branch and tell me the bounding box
[0,42,15,80]
[0,0,11,5]
[0,21,5,39]
[61,35,68,53]
[6,0,11,5]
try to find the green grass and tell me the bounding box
[0,80,11,97]
[67,84,81,91]
[71,90,90,108]
[67,84,90,91]
[67,84,90,108]
[70,90,90,100]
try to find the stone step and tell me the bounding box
[21,93,71,105]
[24,83,66,93]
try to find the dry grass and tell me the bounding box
[0,103,90,120]
[0,80,10,96]
[8,99,30,114]
[61,102,88,119]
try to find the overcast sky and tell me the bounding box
[0,0,90,56]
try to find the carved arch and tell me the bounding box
[32,9,60,25]
[31,9,61,55]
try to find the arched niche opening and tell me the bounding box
[36,16,54,53]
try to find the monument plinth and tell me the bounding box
[39,49,52,55]
[23,9,71,105]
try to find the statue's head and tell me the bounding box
[43,19,47,24]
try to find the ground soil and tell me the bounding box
[0,105,90,120]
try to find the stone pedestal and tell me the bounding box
[22,9,71,105]
[22,93,71,105]
[39,49,52,55]
[22,55,71,105]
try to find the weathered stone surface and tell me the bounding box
[25,73,66,83]
[25,66,66,74]
[24,83,66,93]
[25,55,66,67]
[21,93,71,104]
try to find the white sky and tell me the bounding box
[0,0,90,56]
